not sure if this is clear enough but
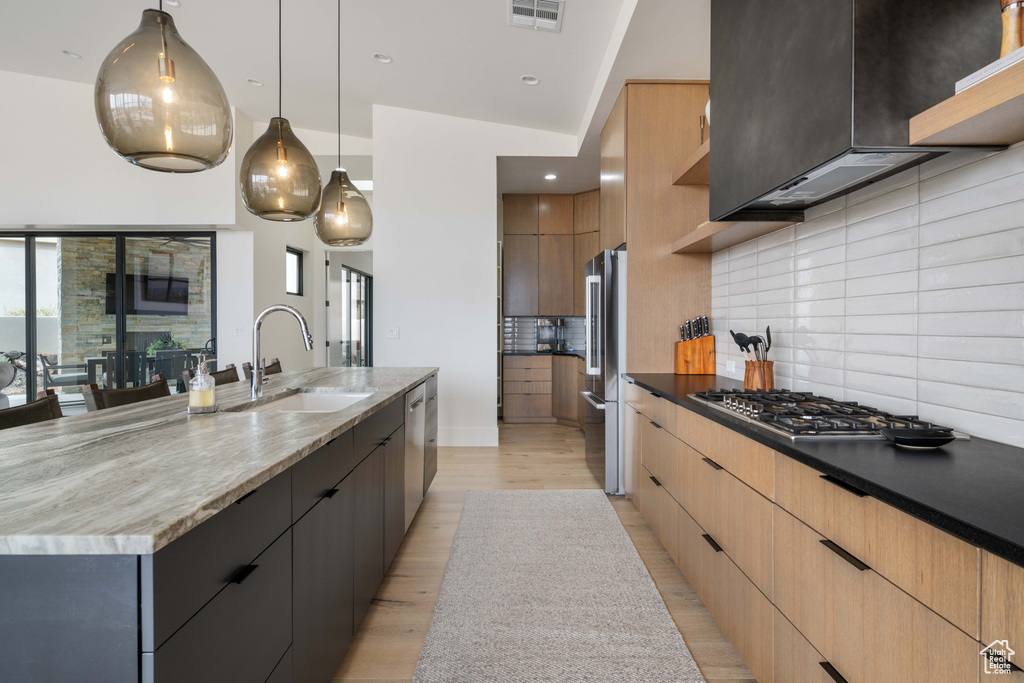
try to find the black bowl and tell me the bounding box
[880,428,956,450]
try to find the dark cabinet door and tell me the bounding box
[353,448,384,629]
[384,425,406,572]
[424,394,438,496]
[503,234,539,316]
[293,474,355,683]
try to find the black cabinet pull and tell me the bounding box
[702,534,723,553]
[820,474,868,498]
[428,396,436,402]
[819,662,848,683]
[229,564,259,585]
[429,439,436,444]
[649,475,662,487]
[324,488,339,499]
[234,490,257,505]
[649,421,662,429]
[820,539,870,571]
[702,457,724,471]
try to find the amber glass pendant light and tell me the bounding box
[95,1,232,172]
[239,0,321,221]
[314,0,373,245]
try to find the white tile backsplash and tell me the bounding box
[709,144,1024,447]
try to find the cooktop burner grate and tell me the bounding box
[688,389,968,441]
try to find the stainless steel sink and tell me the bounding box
[226,387,378,414]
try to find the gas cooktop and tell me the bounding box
[689,389,971,441]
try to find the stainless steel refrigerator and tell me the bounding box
[581,248,626,494]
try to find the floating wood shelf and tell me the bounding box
[672,139,711,185]
[671,220,796,254]
[910,59,1024,146]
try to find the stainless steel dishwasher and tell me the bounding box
[404,383,426,531]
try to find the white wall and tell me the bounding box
[711,144,1024,448]
[215,230,254,371]
[0,70,235,226]
[372,105,576,447]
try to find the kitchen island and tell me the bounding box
[0,366,438,683]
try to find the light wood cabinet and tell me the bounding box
[502,356,552,423]
[774,454,979,637]
[573,231,599,316]
[774,507,979,683]
[539,234,573,316]
[539,195,573,234]
[674,437,709,531]
[600,88,627,253]
[677,404,774,500]
[641,418,679,504]
[623,402,642,506]
[575,358,585,431]
[503,195,538,234]
[982,552,1024,661]
[676,503,707,600]
[551,355,577,423]
[774,609,835,683]
[502,235,538,316]
[573,190,599,235]
[641,466,678,564]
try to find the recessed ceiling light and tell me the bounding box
[61,50,82,59]
[164,0,181,6]
[373,53,393,64]
[521,75,540,86]
[245,78,264,87]
[545,174,557,180]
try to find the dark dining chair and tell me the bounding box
[83,374,171,412]
[182,364,240,388]
[38,354,88,391]
[0,390,63,431]
[242,358,281,380]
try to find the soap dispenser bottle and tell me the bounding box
[188,356,218,414]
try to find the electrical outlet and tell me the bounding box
[726,360,736,374]
[387,327,400,339]
[233,327,245,337]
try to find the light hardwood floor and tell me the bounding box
[334,422,755,683]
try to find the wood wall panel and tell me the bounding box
[502,195,539,234]
[538,195,574,234]
[538,235,573,316]
[600,89,627,253]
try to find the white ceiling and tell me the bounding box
[0,0,626,139]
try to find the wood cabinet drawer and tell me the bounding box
[504,368,552,382]
[503,381,552,395]
[677,406,774,499]
[674,437,710,532]
[774,609,835,683]
[676,503,708,600]
[774,508,979,683]
[503,394,552,419]
[143,468,290,651]
[775,454,979,637]
[145,529,292,683]
[291,429,357,523]
[702,458,773,600]
[641,419,678,503]
[643,393,677,437]
[503,355,552,369]
[982,551,1024,665]
[623,380,644,408]
[354,398,404,461]
[641,466,678,563]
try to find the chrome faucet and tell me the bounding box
[251,304,314,399]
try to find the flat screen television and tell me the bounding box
[106,273,189,316]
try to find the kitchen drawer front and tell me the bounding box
[503,381,552,395]
[675,438,710,532]
[504,368,552,382]
[643,393,677,438]
[503,355,552,369]
[291,429,356,523]
[641,418,678,503]
[354,398,405,461]
[641,466,678,563]
[267,646,292,683]
[146,529,292,683]
[677,406,774,500]
[775,454,979,637]
[704,528,774,683]
[703,461,773,600]
[774,508,979,683]
[676,503,708,600]
[504,394,552,419]
[426,373,437,399]
[623,380,644,408]
[143,468,291,651]
[773,609,835,683]
[982,552,1024,661]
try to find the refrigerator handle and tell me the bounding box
[580,390,606,410]
[585,274,601,375]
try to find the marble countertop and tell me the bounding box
[0,367,437,556]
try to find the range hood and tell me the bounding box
[709,0,1003,223]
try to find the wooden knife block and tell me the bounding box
[674,336,716,375]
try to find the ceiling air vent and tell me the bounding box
[509,0,565,32]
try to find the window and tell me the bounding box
[285,247,303,296]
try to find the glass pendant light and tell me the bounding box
[239,0,321,221]
[314,0,373,245]
[95,2,232,172]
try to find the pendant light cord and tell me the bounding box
[338,0,342,167]
[278,0,283,119]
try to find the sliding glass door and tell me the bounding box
[0,232,215,409]
[327,260,372,368]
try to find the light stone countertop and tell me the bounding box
[0,367,437,556]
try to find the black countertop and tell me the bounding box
[504,351,585,360]
[623,373,1024,569]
